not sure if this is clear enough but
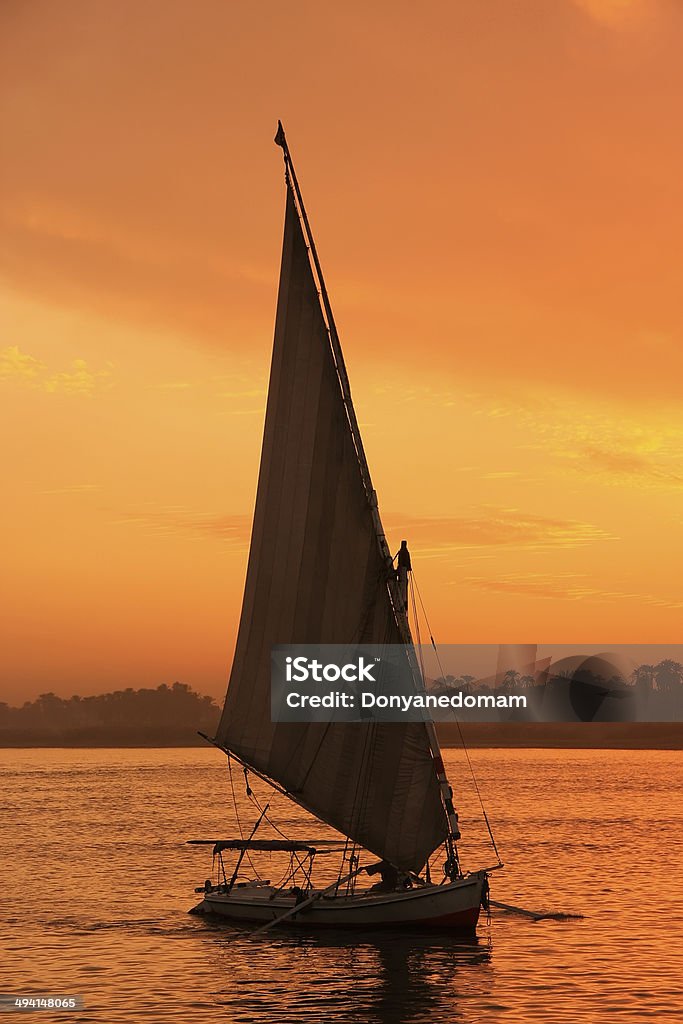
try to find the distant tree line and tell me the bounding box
[0,682,221,746]
[432,660,683,695]
[629,661,683,693]
[430,660,682,724]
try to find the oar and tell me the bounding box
[250,863,373,936]
[489,898,584,921]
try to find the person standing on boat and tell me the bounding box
[396,540,411,614]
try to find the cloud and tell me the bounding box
[41,483,99,495]
[0,345,45,381]
[146,380,193,391]
[563,444,683,488]
[143,380,266,400]
[108,506,251,545]
[462,570,683,609]
[0,200,272,346]
[216,388,266,399]
[43,358,111,396]
[0,345,112,396]
[384,508,612,554]
[465,388,683,491]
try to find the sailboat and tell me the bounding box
[189,123,501,932]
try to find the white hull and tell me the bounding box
[191,871,486,932]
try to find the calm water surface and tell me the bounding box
[2,748,681,1023]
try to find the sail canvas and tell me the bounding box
[216,186,447,872]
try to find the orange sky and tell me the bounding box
[1,0,682,704]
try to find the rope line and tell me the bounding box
[226,754,261,879]
[411,571,503,866]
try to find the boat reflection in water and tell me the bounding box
[205,922,493,1024]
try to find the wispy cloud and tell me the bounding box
[108,506,251,545]
[43,358,112,396]
[41,483,100,495]
[0,198,272,345]
[221,408,263,416]
[559,443,683,488]
[463,387,683,492]
[146,380,193,391]
[384,508,612,554]
[216,388,265,400]
[0,345,112,396]
[143,380,266,404]
[0,345,45,381]
[462,570,683,610]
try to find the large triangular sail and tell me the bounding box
[215,148,448,872]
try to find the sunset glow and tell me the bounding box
[2,0,681,704]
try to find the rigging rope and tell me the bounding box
[228,760,316,890]
[409,574,427,683]
[410,570,503,866]
[240,772,323,889]
[226,754,261,880]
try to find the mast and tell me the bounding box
[216,139,449,874]
[274,121,461,861]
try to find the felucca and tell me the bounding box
[189,123,501,932]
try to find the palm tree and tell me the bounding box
[459,675,476,694]
[654,660,683,693]
[632,664,655,692]
[500,669,520,693]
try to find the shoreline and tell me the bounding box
[1,743,680,749]
[1,723,680,750]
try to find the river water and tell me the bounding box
[2,748,681,1023]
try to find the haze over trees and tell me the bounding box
[1,665,681,748]
[432,661,683,697]
[0,682,221,746]
[430,660,682,737]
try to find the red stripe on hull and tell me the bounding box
[416,906,481,930]
[263,905,481,933]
